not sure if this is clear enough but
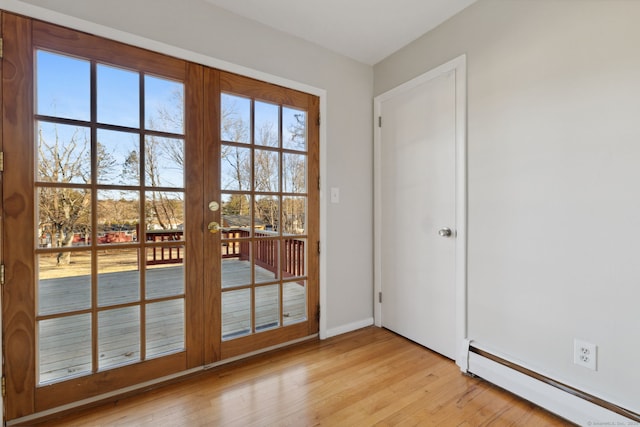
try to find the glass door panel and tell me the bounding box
[36,50,90,121]
[31,34,189,397]
[212,72,319,360]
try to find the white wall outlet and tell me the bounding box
[574,339,597,371]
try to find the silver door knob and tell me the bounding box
[438,228,453,238]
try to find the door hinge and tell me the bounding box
[0,151,4,172]
[0,38,3,59]
[317,241,321,255]
[378,292,382,303]
[317,114,321,126]
[316,304,320,322]
[1,376,5,397]
[318,176,320,190]
[0,264,5,285]
[378,116,382,128]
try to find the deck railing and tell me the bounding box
[144,228,305,278]
[222,228,305,278]
[146,229,184,266]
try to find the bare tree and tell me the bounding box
[37,124,113,263]
[282,113,307,234]
[287,112,307,150]
[221,98,251,215]
[156,88,185,167]
[253,123,280,230]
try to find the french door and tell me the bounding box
[204,71,320,361]
[1,12,319,421]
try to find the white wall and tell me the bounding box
[3,0,374,333]
[375,0,640,413]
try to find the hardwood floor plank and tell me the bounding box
[34,327,571,426]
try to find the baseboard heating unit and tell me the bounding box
[466,345,639,426]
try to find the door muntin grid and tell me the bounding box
[220,93,309,341]
[35,49,187,384]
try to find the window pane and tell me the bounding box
[145,191,184,232]
[282,196,307,235]
[283,153,307,193]
[255,195,279,232]
[221,145,251,191]
[146,299,185,358]
[36,50,90,121]
[144,136,184,188]
[222,243,251,289]
[254,239,279,284]
[221,193,251,226]
[255,285,279,331]
[283,238,306,278]
[146,248,185,298]
[97,129,140,186]
[221,94,250,143]
[145,75,184,134]
[37,187,91,248]
[37,121,91,184]
[283,281,307,325]
[38,252,91,316]
[222,289,251,341]
[98,307,140,369]
[283,107,306,151]
[255,101,279,147]
[39,314,92,384]
[98,249,140,307]
[97,190,139,245]
[97,64,140,128]
[254,150,279,192]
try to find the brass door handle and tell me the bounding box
[208,221,220,234]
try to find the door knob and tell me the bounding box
[208,221,220,234]
[438,228,453,238]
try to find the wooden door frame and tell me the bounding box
[206,70,321,362]
[2,2,330,348]
[0,8,328,422]
[372,54,468,371]
[0,12,4,424]
[2,13,204,418]
[0,1,329,341]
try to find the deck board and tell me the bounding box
[37,260,306,384]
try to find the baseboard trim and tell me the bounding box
[468,346,640,425]
[325,317,374,338]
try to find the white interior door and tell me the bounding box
[375,58,466,360]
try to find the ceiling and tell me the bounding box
[204,0,477,65]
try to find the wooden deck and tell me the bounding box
[37,260,306,385]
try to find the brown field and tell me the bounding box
[38,249,176,280]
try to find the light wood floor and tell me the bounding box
[36,327,571,426]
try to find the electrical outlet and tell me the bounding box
[574,339,597,371]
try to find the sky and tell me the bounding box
[36,49,308,212]
[36,49,185,189]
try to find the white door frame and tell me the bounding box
[373,54,468,371]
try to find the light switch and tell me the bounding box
[330,187,340,204]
